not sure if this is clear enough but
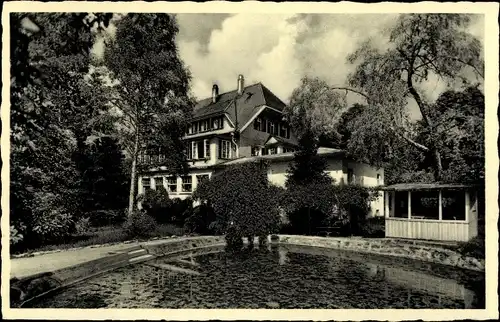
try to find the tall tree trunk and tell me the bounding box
[433,148,443,182]
[127,132,139,217]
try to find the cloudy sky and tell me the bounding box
[93,13,484,120]
[174,13,484,119]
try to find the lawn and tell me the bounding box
[12,223,186,256]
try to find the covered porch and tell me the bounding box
[382,183,480,242]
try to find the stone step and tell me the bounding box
[128,254,155,264]
[175,258,200,267]
[146,262,201,276]
[128,248,148,257]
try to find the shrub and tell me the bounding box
[184,204,217,235]
[282,180,344,235]
[170,197,193,225]
[123,210,156,239]
[193,162,282,248]
[138,187,172,223]
[75,217,92,235]
[87,209,126,227]
[31,210,75,244]
[361,216,385,238]
[26,192,76,244]
[10,225,24,246]
[457,236,485,259]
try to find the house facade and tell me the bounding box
[137,75,385,216]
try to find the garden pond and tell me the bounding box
[27,244,485,309]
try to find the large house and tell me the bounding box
[137,75,384,216]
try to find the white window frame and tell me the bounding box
[268,147,277,155]
[191,141,198,160]
[142,178,151,192]
[220,140,231,159]
[204,139,210,158]
[154,177,163,190]
[166,176,177,193]
[181,176,192,192]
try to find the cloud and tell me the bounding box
[178,13,484,105]
[178,13,404,103]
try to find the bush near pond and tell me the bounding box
[123,210,157,238]
[137,188,193,226]
[281,181,379,237]
[184,204,217,235]
[193,162,282,247]
[457,236,485,259]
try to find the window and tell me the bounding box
[269,122,275,135]
[261,147,268,156]
[188,124,193,134]
[154,177,163,190]
[266,120,272,133]
[191,141,198,160]
[442,190,465,220]
[411,191,439,220]
[254,118,262,130]
[219,140,231,159]
[181,176,192,192]
[251,146,260,156]
[347,169,354,184]
[166,177,177,193]
[201,119,210,132]
[212,117,223,130]
[377,174,381,185]
[196,175,209,186]
[273,123,279,135]
[159,153,165,163]
[142,178,151,192]
[393,191,408,218]
[268,147,277,155]
[197,141,204,159]
[283,147,294,153]
[204,139,211,158]
[280,124,288,138]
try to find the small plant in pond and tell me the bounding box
[193,162,282,248]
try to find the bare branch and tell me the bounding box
[328,86,371,103]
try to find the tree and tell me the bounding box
[78,137,129,213]
[416,86,484,183]
[10,13,114,247]
[344,14,483,181]
[103,13,194,217]
[336,103,365,150]
[193,162,282,247]
[286,15,483,182]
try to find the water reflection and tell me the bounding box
[28,244,484,309]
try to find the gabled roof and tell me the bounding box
[193,82,287,128]
[264,135,298,147]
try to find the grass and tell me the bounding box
[12,223,186,256]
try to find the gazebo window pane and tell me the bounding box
[394,191,408,218]
[442,190,465,220]
[411,191,439,220]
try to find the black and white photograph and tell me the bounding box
[2,1,498,320]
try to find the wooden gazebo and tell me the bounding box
[382,183,480,242]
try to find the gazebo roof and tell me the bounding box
[381,183,480,191]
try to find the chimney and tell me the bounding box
[237,74,244,96]
[212,84,219,103]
